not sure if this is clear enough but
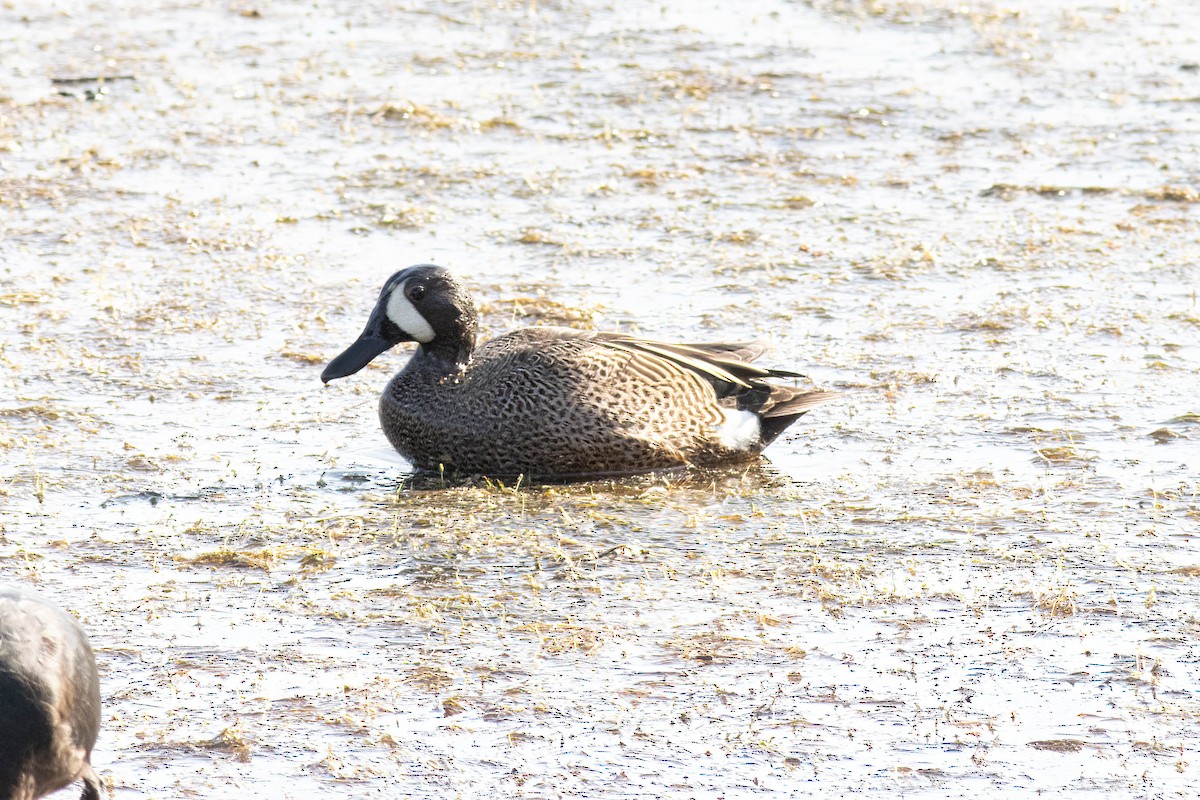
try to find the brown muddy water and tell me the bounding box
[2,0,1199,797]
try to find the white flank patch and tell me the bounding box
[716,409,761,451]
[385,279,435,343]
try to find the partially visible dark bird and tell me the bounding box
[0,585,101,800]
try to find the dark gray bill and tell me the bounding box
[321,329,394,383]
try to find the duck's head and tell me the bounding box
[321,264,478,383]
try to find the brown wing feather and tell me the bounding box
[638,340,805,379]
[598,338,754,389]
[591,333,803,390]
[663,341,768,364]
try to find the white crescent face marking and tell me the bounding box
[716,409,761,451]
[385,278,435,343]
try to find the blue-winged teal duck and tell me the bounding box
[321,265,835,478]
[0,585,101,800]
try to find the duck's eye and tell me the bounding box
[406,285,426,302]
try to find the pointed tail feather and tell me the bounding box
[758,390,840,445]
[762,389,840,419]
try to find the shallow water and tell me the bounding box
[2,0,1199,797]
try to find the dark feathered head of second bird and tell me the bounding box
[321,265,478,383]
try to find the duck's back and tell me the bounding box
[380,327,755,477]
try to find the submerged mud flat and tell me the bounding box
[2,0,1199,797]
